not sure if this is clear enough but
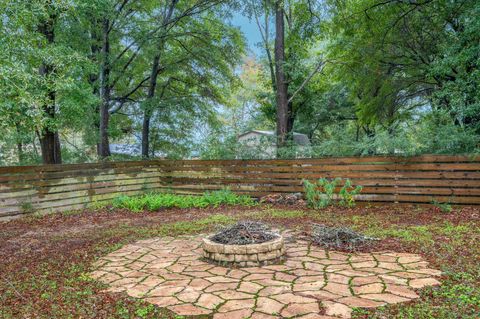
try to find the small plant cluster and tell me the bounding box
[303,177,362,208]
[112,189,255,212]
[432,199,453,213]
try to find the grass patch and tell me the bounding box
[358,275,480,319]
[363,225,434,245]
[247,209,307,219]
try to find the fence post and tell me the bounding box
[394,159,399,204]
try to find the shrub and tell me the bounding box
[304,178,339,208]
[339,179,363,207]
[303,178,362,208]
[111,189,255,212]
[432,199,453,213]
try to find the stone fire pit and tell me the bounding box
[202,221,285,267]
[202,234,284,267]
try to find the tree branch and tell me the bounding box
[288,60,325,104]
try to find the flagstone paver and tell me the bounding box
[91,233,442,318]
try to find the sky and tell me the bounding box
[230,13,264,57]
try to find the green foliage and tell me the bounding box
[304,178,362,208]
[134,304,155,318]
[0,0,246,165]
[432,200,453,213]
[200,109,480,160]
[20,201,34,214]
[431,281,480,309]
[322,0,480,142]
[339,179,363,208]
[303,178,335,208]
[111,189,255,212]
[1,0,479,164]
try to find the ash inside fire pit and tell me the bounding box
[210,221,278,245]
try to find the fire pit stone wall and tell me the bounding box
[202,235,285,267]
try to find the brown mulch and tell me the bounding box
[258,204,480,261]
[1,203,477,271]
[0,206,257,260]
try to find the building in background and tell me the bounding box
[237,130,311,158]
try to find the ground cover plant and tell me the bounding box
[0,204,479,318]
[111,189,255,212]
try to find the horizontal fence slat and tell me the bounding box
[1,154,479,175]
[2,168,480,186]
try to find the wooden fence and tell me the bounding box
[1,155,480,219]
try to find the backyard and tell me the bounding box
[1,199,479,319]
[1,0,480,318]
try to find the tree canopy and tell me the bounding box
[0,0,479,165]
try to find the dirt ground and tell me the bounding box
[0,204,479,318]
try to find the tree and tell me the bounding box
[139,0,244,158]
[0,0,94,164]
[326,0,480,132]
[1,0,478,165]
[247,0,325,151]
[37,5,62,164]
[93,0,150,158]
[274,0,290,148]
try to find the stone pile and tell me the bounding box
[260,193,304,205]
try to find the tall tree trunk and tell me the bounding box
[287,103,294,134]
[274,0,289,150]
[33,131,40,158]
[142,55,160,158]
[89,20,102,156]
[15,124,23,163]
[38,10,62,164]
[98,18,111,158]
[141,113,152,158]
[142,1,178,158]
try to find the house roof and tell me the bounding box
[110,143,140,156]
[238,130,310,145]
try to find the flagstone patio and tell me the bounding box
[91,233,442,318]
